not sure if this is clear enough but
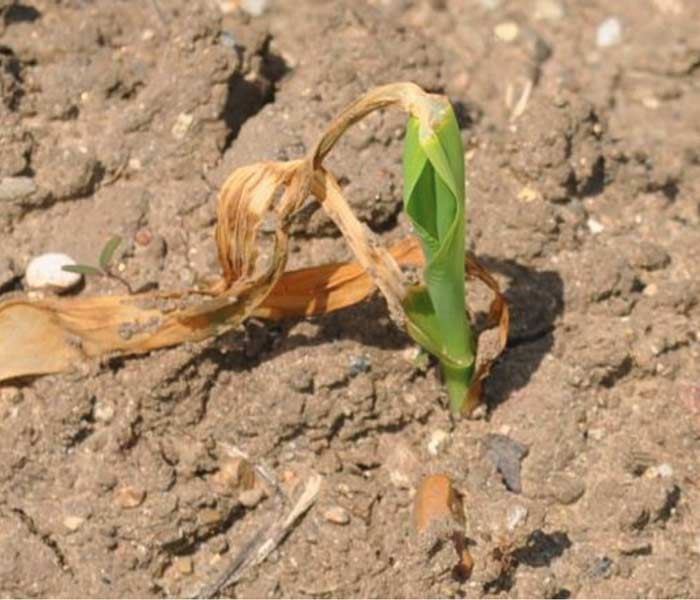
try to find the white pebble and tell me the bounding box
[507,505,528,531]
[586,217,605,234]
[656,463,674,478]
[534,0,564,21]
[323,506,351,525]
[63,515,85,531]
[494,21,520,43]
[25,253,82,291]
[597,17,622,48]
[427,429,450,456]
[241,0,268,16]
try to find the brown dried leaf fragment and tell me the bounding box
[0,82,508,418]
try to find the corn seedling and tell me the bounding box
[0,82,508,416]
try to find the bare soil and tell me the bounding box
[1,0,699,597]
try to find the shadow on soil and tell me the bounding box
[478,256,564,411]
[216,255,565,411]
[103,254,564,411]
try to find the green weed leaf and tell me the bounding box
[62,264,104,276]
[99,235,122,270]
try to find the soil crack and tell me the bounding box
[11,507,75,577]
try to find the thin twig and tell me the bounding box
[190,473,322,599]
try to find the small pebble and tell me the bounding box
[93,400,115,423]
[25,253,82,291]
[384,441,421,489]
[654,463,674,478]
[533,0,564,21]
[0,176,36,202]
[210,457,256,497]
[589,556,613,579]
[518,186,541,203]
[348,354,371,376]
[239,485,265,508]
[198,508,223,527]
[597,17,622,48]
[506,505,528,531]
[134,228,153,247]
[174,556,193,575]
[427,429,450,456]
[587,427,606,441]
[171,113,194,140]
[241,0,268,16]
[114,485,146,509]
[587,217,605,234]
[63,515,85,531]
[494,21,520,43]
[484,434,529,493]
[323,505,351,525]
[220,31,237,48]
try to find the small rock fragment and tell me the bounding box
[63,515,85,531]
[0,176,36,203]
[517,185,541,203]
[171,113,194,140]
[597,17,622,48]
[239,485,266,508]
[506,505,528,531]
[494,21,520,43]
[174,556,193,575]
[384,441,421,489]
[348,354,371,376]
[93,400,115,423]
[587,217,605,234]
[549,474,586,505]
[427,429,450,456]
[25,253,82,291]
[198,508,224,528]
[413,474,464,533]
[210,457,256,497]
[114,485,146,509]
[134,228,153,247]
[588,556,613,579]
[654,463,674,478]
[484,434,529,493]
[241,0,268,16]
[323,505,351,525]
[534,0,564,21]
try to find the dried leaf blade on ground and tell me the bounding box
[0,82,508,414]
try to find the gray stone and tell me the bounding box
[0,176,36,203]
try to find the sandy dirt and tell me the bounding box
[1,0,699,597]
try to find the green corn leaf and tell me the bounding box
[99,235,122,270]
[62,264,104,276]
[402,104,475,415]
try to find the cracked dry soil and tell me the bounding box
[1,0,699,597]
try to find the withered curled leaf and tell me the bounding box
[0,82,509,413]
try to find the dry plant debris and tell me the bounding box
[0,82,508,415]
